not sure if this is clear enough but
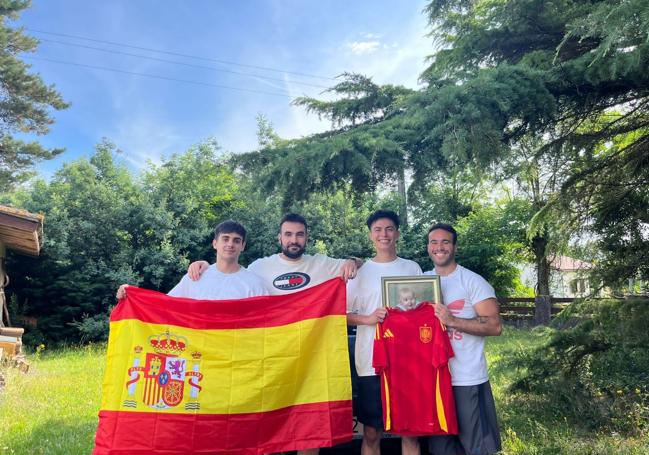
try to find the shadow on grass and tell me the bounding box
[3,419,98,455]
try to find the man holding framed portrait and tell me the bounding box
[346,209,422,455]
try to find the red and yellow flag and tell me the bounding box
[93,278,352,454]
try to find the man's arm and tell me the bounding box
[188,260,210,281]
[434,298,502,336]
[347,308,387,326]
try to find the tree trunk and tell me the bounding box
[397,168,408,227]
[532,233,552,325]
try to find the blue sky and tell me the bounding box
[13,1,434,177]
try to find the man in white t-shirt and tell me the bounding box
[116,220,269,300]
[187,213,358,455]
[425,223,502,455]
[347,210,422,455]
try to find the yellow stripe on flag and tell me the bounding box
[101,314,350,414]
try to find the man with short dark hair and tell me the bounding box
[347,209,422,455]
[117,220,268,300]
[425,223,502,455]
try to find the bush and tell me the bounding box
[509,297,649,434]
[69,310,111,343]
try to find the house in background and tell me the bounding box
[520,255,597,298]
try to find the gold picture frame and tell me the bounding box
[381,275,442,310]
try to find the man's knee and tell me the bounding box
[401,436,420,455]
[363,425,382,445]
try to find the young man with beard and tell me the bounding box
[187,213,358,455]
[346,210,422,455]
[425,223,502,455]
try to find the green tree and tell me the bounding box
[237,73,416,223]
[0,0,68,190]
[455,200,530,296]
[6,141,142,342]
[139,138,241,286]
[6,139,243,344]
[420,0,649,289]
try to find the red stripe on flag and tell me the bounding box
[93,400,353,454]
[110,278,346,329]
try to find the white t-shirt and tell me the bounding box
[168,265,269,299]
[347,257,422,377]
[424,265,496,386]
[248,253,347,295]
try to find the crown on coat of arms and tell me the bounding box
[134,345,143,354]
[191,351,202,360]
[148,330,187,354]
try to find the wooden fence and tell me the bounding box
[498,297,574,322]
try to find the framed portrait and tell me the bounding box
[381,275,442,310]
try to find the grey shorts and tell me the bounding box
[428,381,501,455]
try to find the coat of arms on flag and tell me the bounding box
[123,331,203,411]
[93,279,352,455]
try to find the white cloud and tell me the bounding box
[347,40,381,54]
[336,14,435,89]
[109,114,184,169]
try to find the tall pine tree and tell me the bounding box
[1,0,68,190]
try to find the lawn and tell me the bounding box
[0,345,105,454]
[1,328,647,454]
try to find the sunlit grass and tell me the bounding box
[0,344,106,454]
[488,327,649,454]
[0,330,647,454]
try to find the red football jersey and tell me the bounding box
[373,303,458,436]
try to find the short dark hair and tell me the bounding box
[214,220,247,242]
[279,213,308,232]
[427,223,457,244]
[366,210,400,230]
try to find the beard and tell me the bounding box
[282,243,306,259]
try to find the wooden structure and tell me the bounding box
[498,296,573,324]
[0,205,44,375]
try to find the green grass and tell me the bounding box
[488,327,649,454]
[1,329,647,454]
[0,345,106,454]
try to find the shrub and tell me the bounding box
[69,310,111,343]
[509,297,649,434]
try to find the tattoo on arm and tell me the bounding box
[475,316,489,324]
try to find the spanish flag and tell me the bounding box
[93,278,352,454]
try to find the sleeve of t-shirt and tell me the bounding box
[373,322,388,373]
[245,269,270,296]
[346,275,359,314]
[247,258,262,275]
[318,254,347,277]
[167,275,190,298]
[412,262,423,275]
[467,271,496,306]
